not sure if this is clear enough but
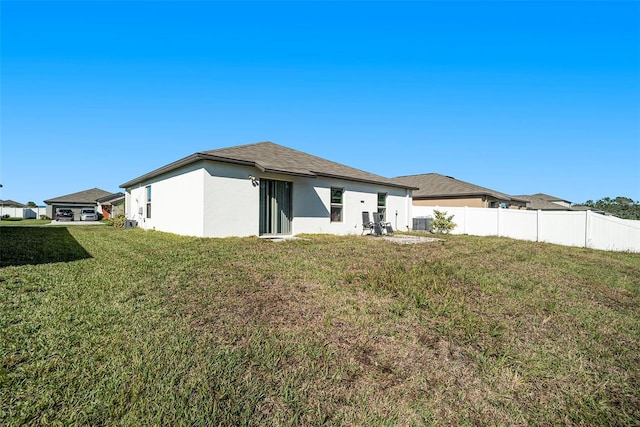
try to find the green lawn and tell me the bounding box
[1,226,639,426]
[0,219,51,227]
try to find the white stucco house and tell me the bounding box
[119,141,416,238]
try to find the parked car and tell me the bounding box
[56,209,74,221]
[80,208,98,221]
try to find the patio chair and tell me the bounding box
[373,212,394,234]
[362,211,375,235]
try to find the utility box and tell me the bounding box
[125,220,138,229]
[412,217,433,232]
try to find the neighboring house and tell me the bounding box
[119,141,416,238]
[391,173,528,209]
[44,188,114,220]
[514,193,575,211]
[96,192,125,219]
[0,199,27,208]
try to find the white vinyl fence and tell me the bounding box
[413,206,640,253]
[0,206,48,219]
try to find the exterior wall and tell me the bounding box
[413,197,526,209]
[202,162,260,238]
[126,163,206,236]
[292,177,411,235]
[124,160,413,238]
[414,197,486,208]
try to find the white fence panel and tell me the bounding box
[464,207,498,236]
[0,207,47,219]
[538,211,586,248]
[588,213,640,252]
[411,205,640,253]
[499,209,538,241]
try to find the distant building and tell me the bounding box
[0,199,27,208]
[392,173,528,209]
[514,193,576,211]
[44,188,114,220]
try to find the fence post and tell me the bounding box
[585,210,590,249]
[497,207,501,237]
[536,210,541,242]
[463,206,468,234]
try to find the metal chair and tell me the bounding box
[373,212,393,234]
[362,211,375,235]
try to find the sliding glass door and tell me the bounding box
[259,179,292,235]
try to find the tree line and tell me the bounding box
[580,197,640,220]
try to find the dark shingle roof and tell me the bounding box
[96,192,125,203]
[120,141,416,189]
[514,193,571,204]
[391,173,526,202]
[44,188,113,204]
[0,199,27,208]
[513,194,575,210]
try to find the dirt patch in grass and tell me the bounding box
[380,234,444,244]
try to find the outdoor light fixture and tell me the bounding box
[249,175,259,186]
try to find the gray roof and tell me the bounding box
[96,192,125,203]
[120,141,416,190]
[44,188,113,205]
[513,194,575,210]
[391,173,527,203]
[514,193,571,204]
[0,199,27,208]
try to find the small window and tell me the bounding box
[330,187,343,222]
[146,186,152,218]
[377,192,387,220]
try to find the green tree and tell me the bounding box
[26,201,37,207]
[581,196,640,220]
[431,209,456,234]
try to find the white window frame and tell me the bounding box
[377,192,387,220]
[145,185,152,219]
[330,187,344,222]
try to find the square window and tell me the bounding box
[331,206,342,222]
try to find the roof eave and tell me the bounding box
[120,153,261,188]
[314,172,418,189]
[261,167,317,178]
[414,192,525,202]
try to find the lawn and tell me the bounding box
[1,226,639,426]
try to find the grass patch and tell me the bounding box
[0,219,51,227]
[1,228,639,425]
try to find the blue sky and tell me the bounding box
[2,1,639,206]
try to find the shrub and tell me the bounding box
[2,217,23,221]
[431,209,456,234]
[108,214,127,228]
[40,215,51,220]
